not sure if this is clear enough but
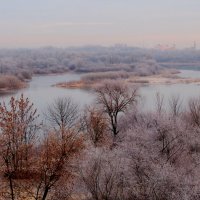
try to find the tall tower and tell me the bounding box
[193,41,197,50]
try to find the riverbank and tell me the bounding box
[128,73,200,85]
[0,75,28,94]
[2,69,200,117]
[55,70,200,90]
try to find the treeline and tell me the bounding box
[0,46,166,91]
[152,49,200,64]
[1,46,200,76]
[1,81,200,199]
[2,45,200,91]
[1,46,200,78]
[0,46,165,91]
[0,47,163,76]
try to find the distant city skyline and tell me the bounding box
[0,0,200,48]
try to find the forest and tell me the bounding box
[1,80,200,200]
[1,0,199,199]
[1,46,200,91]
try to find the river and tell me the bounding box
[0,70,200,115]
[0,73,94,115]
[140,70,200,110]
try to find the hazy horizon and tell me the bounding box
[1,0,200,48]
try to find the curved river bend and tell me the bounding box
[0,70,200,115]
[0,73,94,115]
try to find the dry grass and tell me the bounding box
[0,75,25,91]
[56,81,87,89]
[82,71,130,82]
[56,71,200,90]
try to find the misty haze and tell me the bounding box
[0,1,200,200]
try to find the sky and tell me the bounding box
[0,0,200,48]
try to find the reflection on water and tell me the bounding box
[1,70,200,114]
[0,73,95,116]
[140,70,200,111]
[178,69,200,79]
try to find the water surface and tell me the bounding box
[1,70,200,114]
[0,73,94,115]
[140,70,200,110]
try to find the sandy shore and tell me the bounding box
[128,74,200,85]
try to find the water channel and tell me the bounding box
[1,70,200,115]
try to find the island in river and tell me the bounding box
[54,70,200,90]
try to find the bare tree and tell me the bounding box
[0,95,84,200]
[188,97,200,127]
[169,95,182,117]
[95,81,137,137]
[31,130,84,200]
[155,92,165,115]
[46,97,78,138]
[0,94,40,200]
[83,108,108,147]
[80,154,127,200]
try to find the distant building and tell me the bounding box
[114,43,127,48]
[185,41,197,51]
[154,44,176,51]
[193,41,197,50]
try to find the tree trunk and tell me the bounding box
[110,115,118,137]
[9,176,15,200]
[42,187,49,200]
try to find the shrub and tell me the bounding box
[0,75,23,90]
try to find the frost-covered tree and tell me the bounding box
[95,81,137,137]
